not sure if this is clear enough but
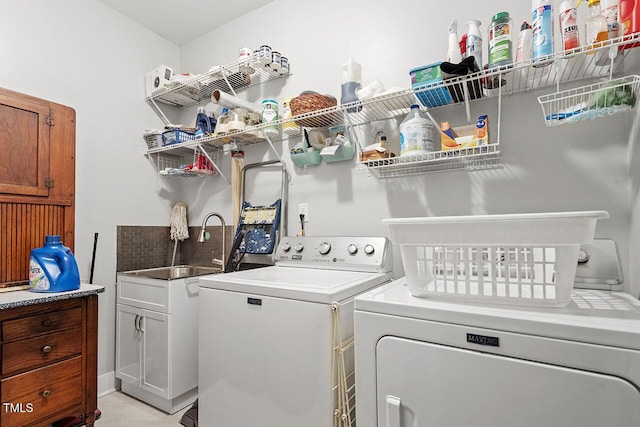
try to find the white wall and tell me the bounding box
[0,0,182,393]
[0,0,638,396]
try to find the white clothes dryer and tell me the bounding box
[354,239,640,427]
[199,236,393,427]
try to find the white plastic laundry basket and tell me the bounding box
[384,211,608,307]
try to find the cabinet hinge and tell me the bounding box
[44,178,54,189]
[46,116,55,126]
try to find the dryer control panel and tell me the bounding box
[274,236,392,273]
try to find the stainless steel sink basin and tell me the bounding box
[122,265,222,280]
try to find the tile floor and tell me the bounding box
[95,391,190,426]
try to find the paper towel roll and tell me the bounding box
[211,90,258,114]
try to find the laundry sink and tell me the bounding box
[121,265,222,280]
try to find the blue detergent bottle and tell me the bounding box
[29,235,81,292]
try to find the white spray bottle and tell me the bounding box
[447,20,463,63]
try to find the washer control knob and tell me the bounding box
[347,244,358,255]
[281,242,291,252]
[364,244,375,255]
[318,242,331,255]
[294,243,304,253]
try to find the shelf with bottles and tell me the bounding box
[234,33,640,137]
[145,51,291,110]
[142,33,639,177]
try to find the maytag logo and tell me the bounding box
[466,333,500,347]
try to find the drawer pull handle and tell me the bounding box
[42,319,53,327]
[41,389,52,398]
[42,345,53,354]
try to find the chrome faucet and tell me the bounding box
[198,212,226,270]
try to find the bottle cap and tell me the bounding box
[521,21,532,31]
[587,0,600,5]
[491,12,510,22]
[410,104,419,109]
[45,235,61,245]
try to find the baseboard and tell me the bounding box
[98,371,119,397]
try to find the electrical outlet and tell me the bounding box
[298,203,309,221]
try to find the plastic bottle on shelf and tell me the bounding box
[532,0,554,64]
[601,0,621,40]
[399,105,435,157]
[208,111,217,133]
[341,58,362,113]
[447,20,463,63]
[261,99,279,136]
[466,20,483,68]
[195,106,211,137]
[586,0,610,50]
[559,0,581,51]
[619,0,639,45]
[488,12,514,68]
[516,21,533,62]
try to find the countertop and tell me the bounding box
[0,283,105,310]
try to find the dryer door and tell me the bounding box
[376,336,640,427]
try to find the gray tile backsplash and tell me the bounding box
[117,225,233,272]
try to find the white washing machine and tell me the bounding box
[198,236,393,427]
[354,239,640,427]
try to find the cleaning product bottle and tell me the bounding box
[29,235,81,292]
[447,20,463,63]
[586,0,610,50]
[601,0,621,40]
[341,58,362,113]
[466,20,483,68]
[620,0,639,48]
[208,111,217,134]
[399,105,435,156]
[559,0,581,51]
[532,0,554,63]
[195,106,211,137]
[488,12,514,68]
[516,21,533,62]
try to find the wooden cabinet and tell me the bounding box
[0,294,98,427]
[0,87,75,289]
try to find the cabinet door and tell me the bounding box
[140,309,169,398]
[115,304,142,385]
[0,90,50,197]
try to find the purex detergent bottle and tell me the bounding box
[29,235,81,292]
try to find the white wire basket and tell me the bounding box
[538,75,640,127]
[384,211,609,307]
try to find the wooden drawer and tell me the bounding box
[2,307,81,341]
[1,357,83,427]
[2,327,82,376]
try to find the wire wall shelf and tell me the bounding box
[538,74,640,126]
[145,52,291,109]
[143,33,638,179]
[360,144,501,178]
[146,142,222,179]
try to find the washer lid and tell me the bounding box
[355,278,640,350]
[199,266,392,303]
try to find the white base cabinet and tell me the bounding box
[116,273,200,414]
